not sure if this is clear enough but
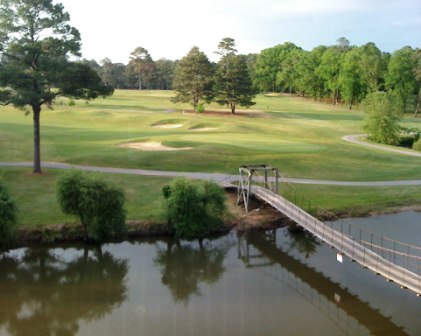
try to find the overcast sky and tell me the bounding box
[58,0,421,64]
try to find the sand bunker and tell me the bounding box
[190,127,217,131]
[152,124,183,129]
[119,141,192,151]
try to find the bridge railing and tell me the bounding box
[248,184,421,295]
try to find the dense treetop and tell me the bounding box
[89,38,420,115]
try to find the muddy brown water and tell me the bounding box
[1,212,421,335]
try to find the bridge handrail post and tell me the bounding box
[393,241,396,264]
[363,243,366,267]
[313,217,317,236]
[418,258,421,295]
[331,222,334,247]
[381,237,384,258]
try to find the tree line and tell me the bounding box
[91,37,421,115]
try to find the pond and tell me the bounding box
[1,211,421,335]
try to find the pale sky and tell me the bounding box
[58,0,421,64]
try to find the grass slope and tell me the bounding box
[1,90,421,226]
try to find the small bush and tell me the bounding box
[68,98,76,106]
[397,127,420,148]
[196,103,205,113]
[162,178,226,239]
[57,171,126,242]
[0,182,17,248]
[413,138,421,151]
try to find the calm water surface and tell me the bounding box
[1,211,421,335]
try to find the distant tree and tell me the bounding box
[358,42,386,93]
[98,59,126,89]
[363,91,402,145]
[129,46,155,90]
[253,46,283,91]
[0,0,113,173]
[214,39,255,114]
[245,53,258,90]
[316,46,344,104]
[98,58,114,86]
[294,46,326,99]
[171,47,214,112]
[155,58,176,90]
[413,48,421,117]
[57,171,127,242]
[386,47,417,113]
[254,43,299,92]
[215,37,237,57]
[336,37,351,52]
[0,181,17,248]
[277,48,303,93]
[339,48,366,109]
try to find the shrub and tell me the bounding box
[162,178,226,239]
[413,138,421,151]
[397,127,420,148]
[0,181,17,248]
[57,171,126,242]
[363,91,402,145]
[196,103,205,113]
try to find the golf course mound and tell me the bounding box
[119,141,192,151]
[151,119,185,129]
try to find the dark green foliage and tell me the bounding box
[0,181,17,248]
[162,178,226,239]
[397,127,420,148]
[386,47,417,113]
[214,54,255,114]
[196,103,205,113]
[413,137,421,151]
[171,46,214,112]
[0,0,113,173]
[363,91,402,145]
[57,171,126,242]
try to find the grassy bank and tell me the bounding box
[1,90,421,228]
[2,168,170,227]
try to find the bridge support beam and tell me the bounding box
[237,164,280,213]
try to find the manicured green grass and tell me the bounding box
[282,183,421,218]
[2,90,421,181]
[1,90,421,227]
[1,168,170,227]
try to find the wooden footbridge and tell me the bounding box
[234,165,421,296]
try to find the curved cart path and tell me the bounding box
[2,161,421,186]
[342,134,421,158]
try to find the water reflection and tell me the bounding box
[0,245,128,336]
[238,230,408,336]
[285,226,320,258]
[154,238,230,303]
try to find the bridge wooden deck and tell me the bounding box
[249,185,421,296]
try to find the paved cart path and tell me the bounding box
[2,161,421,186]
[343,134,421,158]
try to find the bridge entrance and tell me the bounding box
[236,164,280,213]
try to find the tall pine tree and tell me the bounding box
[0,0,112,173]
[171,46,214,112]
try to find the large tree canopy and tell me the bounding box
[214,38,255,114]
[171,46,214,112]
[0,0,113,173]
